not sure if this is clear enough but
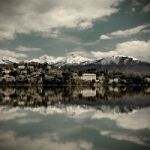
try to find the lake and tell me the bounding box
[0,86,150,150]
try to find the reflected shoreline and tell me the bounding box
[0,85,150,113]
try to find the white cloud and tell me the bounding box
[17,46,42,52]
[0,49,27,60]
[78,21,93,30]
[143,3,150,12]
[91,50,118,58]
[115,40,150,58]
[66,50,93,58]
[100,35,112,40]
[91,40,150,62]
[100,24,150,40]
[0,0,121,40]
[41,30,61,38]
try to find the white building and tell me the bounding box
[18,65,25,69]
[2,70,11,74]
[28,66,34,69]
[80,73,96,81]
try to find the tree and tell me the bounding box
[78,71,83,77]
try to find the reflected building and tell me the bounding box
[0,86,150,113]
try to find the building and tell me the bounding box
[18,65,25,69]
[108,78,119,84]
[20,70,27,75]
[108,86,119,92]
[145,77,150,83]
[2,69,11,75]
[80,73,96,81]
[28,66,34,69]
[97,75,105,83]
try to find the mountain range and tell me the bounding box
[23,54,141,66]
[0,54,150,73]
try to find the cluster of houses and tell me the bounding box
[0,63,150,85]
[67,71,147,85]
[79,72,150,85]
[0,63,41,84]
[0,64,94,84]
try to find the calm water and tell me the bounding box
[0,86,150,150]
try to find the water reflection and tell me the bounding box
[0,105,150,150]
[0,86,150,112]
[0,86,150,150]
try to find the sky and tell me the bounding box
[0,0,150,62]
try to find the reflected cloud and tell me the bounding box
[16,118,41,124]
[116,108,150,130]
[1,105,150,131]
[100,130,149,146]
[0,86,150,150]
[0,106,26,121]
[0,105,150,150]
[26,106,95,119]
[0,130,93,150]
[92,107,150,130]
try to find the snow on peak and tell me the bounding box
[0,54,141,66]
[93,55,140,65]
[0,56,19,64]
[25,54,92,66]
[25,55,64,64]
[63,53,91,64]
[0,59,6,64]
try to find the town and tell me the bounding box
[0,62,150,86]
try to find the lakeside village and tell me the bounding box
[0,62,150,86]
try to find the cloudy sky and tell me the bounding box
[0,0,150,62]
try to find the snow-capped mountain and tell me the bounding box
[25,55,63,64]
[25,54,141,66]
[0,54,144,66]
[0,59,6,64]
[25,54,92,66]
[64,54,91,64]
[56,54,92,66]
[91,55,141,65]
[0,57,19,64]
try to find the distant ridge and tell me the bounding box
[23,54,142,66]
